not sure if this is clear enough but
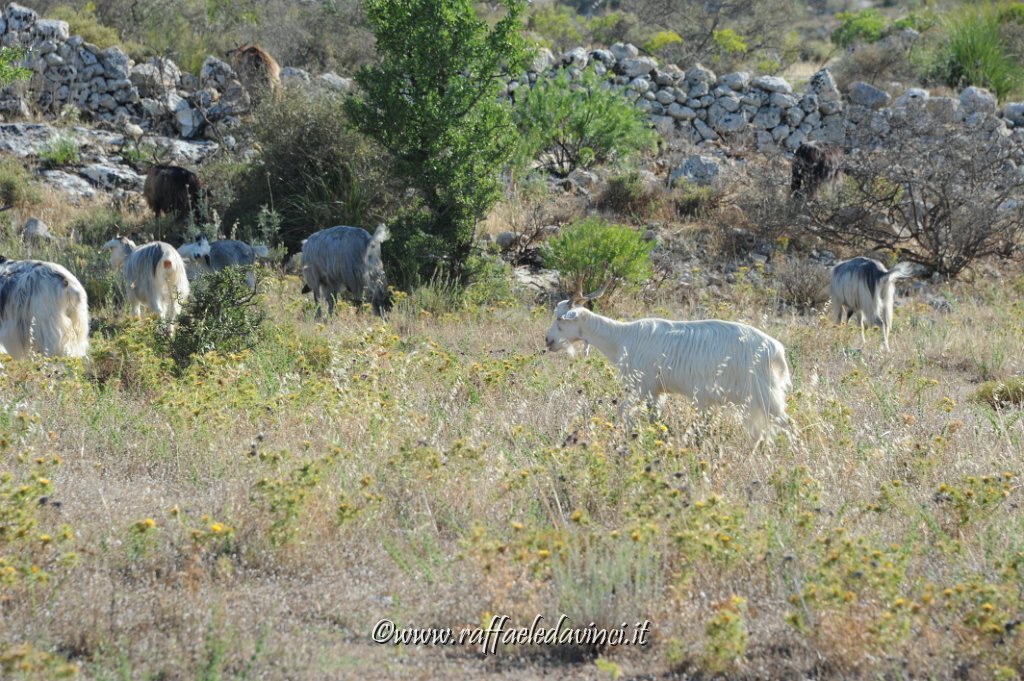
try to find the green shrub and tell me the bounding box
[219,85,398,254]
[0,45,31,88]
[166,267,266,370]
[527,5,583,51]
[973,376,1024,409]
[45,4,135,52]
[541,216,654,297]
[672,180,723,218]
[515,66,659,178]
[0,156,41,208]
[38,137,80,168]
[924,3,1024,101]
[599,170,665,223]
[832,9,887,48]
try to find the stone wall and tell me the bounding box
[1,0,1022,156]
[510,42,1024,154]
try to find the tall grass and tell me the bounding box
[925,2,1024,101]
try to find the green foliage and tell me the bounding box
[38,137,80,168]
[642,30,683,56]
[541,217,653,297]
[527,4,582,51]
[217,85,397,253]
[515,66,659,178]
[0,156,41,208]
[347,0,529,282]
[832,9,887,48]
[702,595,749,673]
[973,376,1024,409]
[926,3,1024,101]
[599,170,664,223]
[712,28,748,56]
[0,46,30,88]
[167,267,267,370]
[46,3,133,52]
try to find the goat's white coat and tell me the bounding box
[829,257,913,350]
[545,303,792,442]
[102,237,190,330]
[0,258,89,359]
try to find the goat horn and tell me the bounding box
[582,283,607,301]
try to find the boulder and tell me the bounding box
[960,86,997,115]
[848,81,891,109]
[718,71,749,91]
[531,47,556,73]
[670,155,722,187]
[609,42,639,61]
[751,75,792,94]
[619,56,658,78]
[20,217,53,242]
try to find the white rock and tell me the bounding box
[960,86,997,115]
[619,56,658,78]
[751,75,792,94]
[319,72,354,94]
[610,42,639,61]
[670,155,721,186]
[718,71,749,91]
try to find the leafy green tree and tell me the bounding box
[831,9,887,48]
[346,0,529,283]
[515,66,659,178]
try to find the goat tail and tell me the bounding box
[161,254,191,306]
[371,223,390,245]
[59,274,90,357]
[884,261,915,284]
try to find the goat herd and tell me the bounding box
[0,140,916,446]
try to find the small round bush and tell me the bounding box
[541,217,654,298]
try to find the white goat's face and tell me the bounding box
[545,300,583,353]
[101,237,133,268]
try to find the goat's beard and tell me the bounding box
[564,340,588,358]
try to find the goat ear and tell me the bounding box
[559,309,580,321]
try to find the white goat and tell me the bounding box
[829,256,914,351]
[0,257,89,359]
[545,290,793,443]
[102,236,190,331]
[178,236,269,289]
[301,224,390,317]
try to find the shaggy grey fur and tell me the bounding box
[301,224,390,317]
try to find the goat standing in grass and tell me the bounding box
[301,224,391,318]
[829,256,914,351]
[178,236,268,289]
[0,257,89,359]
[545,288,793,443]
[102,236,190,332]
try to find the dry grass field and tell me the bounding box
[2,200,1024,679]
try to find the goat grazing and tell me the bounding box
[791,141,844,200]
[545,289,793,443]
[226,44,281,106]
[102,237,190,331]
[178,236,269,289]
[143,164,204,224]
[301,224,390,317]
[0,257,89,359]
[830,256,914,351]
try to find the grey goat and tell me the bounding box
[178,236,269,289]
[300,224,390,317]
